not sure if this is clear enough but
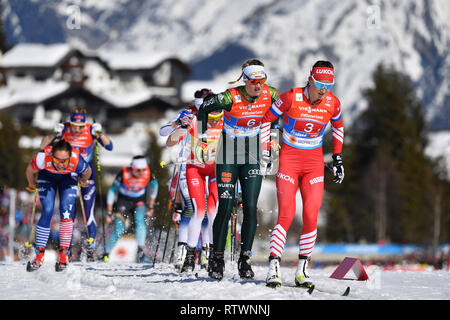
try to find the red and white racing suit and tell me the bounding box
[185,116,223,249]
[261,86,344,258]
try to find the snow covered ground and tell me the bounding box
[1,259,448,302]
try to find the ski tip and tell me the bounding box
[342,286,350,296]
[307,285,315,295]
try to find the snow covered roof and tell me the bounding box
[99,50,183,70]
[85,85,177,109]
[1,43,73,68]
[0,79,70,110]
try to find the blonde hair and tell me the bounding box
[72,107,87,114]
[228,59,265,84]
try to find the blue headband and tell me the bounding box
[70,113,86,124]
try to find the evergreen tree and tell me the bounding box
[0,114,26,188]
[0,3,10,86]
[0,3,9,53]
[326,64,446,244]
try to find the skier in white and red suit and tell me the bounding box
[166,91,224,273]
[261,60,345,288]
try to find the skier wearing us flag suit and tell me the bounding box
[25,139,92,272]
[261,60,345,288]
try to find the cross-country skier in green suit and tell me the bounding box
[197,59,279,280]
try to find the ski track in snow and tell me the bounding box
[1,261,449,300]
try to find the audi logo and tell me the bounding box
[248,169,261,175]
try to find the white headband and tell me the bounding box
[132,158,147,169]
[243,65,266,80]
[194,98,204,110]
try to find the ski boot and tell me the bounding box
[208,253,225,281]
[85,239,96,262]
[181,247,196,272]
[294,255,313,288]
[67,248,73,263]
[199,245,210,270]
[102,253,109,262]
[207,245,214,272]
[55,247,69,272]
[238,250,255,279]
[266,256,282,288]
[26,247,45,272]
[174,242,187,271]
[137,246,150,263]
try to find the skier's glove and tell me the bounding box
[179,117,193,129]
[79,179,90,188]
[172,210,181,224]
[92,123,103,136]
[53,123,64,138]
[26,185,38,193]
[332,153,345,183]
[178,109,192,120]
[260,150,273,176]
[195,137,208,163]
[176,112,194,129]
[146,205,154,218]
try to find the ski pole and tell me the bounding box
[161,165,182,263]
[153,136,188,265]
[232,181,241,263]
[161,203,174,263]
[94,139,107,259]
[153,128,189,265]
[78,182,94,245]
[169,222,179,264]
[231,206,236,263]
[24,189,38,250]
[168,189,182,264]
[152,161,179,266]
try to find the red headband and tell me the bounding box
[311,67,335,82]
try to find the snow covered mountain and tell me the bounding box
[2,0,450,129]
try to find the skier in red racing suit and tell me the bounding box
[262,60,345,288]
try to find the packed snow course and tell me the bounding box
[1,260,449,301]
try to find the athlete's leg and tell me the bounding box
[269,151,300,258]
[105,196,131,254]
[58,176,78,249]
[297,169,324,257]
[134,203,147,248]
[80,179,97,242]
[206,177,218,247]
[213,163,239,255]
[35,171,57,249]
[105,214,126,254]
[238,163,262,252]
[186,166,207,248]
[178,165,192,244]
